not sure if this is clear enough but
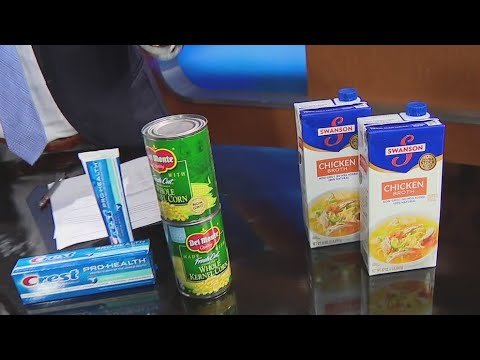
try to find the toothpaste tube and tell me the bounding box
[78,148,134,245]
[11,240,156,305]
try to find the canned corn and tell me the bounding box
[162,207,232,299]
[142,114,220,223]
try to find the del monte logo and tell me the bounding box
[147,146,177,174]
[186,227,221,253]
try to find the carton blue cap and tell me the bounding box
[406,101,428,116]
[338,87,358,101]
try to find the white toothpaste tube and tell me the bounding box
[78,149,134,245]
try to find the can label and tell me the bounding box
[144,127,219,222]
[163,211,232,298]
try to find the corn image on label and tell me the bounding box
[163,210,232,298]
[142,115,219,223]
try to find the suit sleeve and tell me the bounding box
[35,45,170,148]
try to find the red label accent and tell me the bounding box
[392,134,415,167]
[22,275,38,287]
[298,137,303,150]
[325,298,361,315]
[146,147,177,174]
[325,117,345,146]
[30,256,45,263]
[317,155,358,177]
[359,155,368,173]
[186,227,221,253]
[382,177,427,200]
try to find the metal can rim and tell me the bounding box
[141,114,208,140]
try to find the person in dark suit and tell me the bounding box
[34,45,170,149]
[0,45,178,164]
[0,46,180,274]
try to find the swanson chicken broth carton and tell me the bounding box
[358,102,445,275]
[294,88,372,248]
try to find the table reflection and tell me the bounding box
[181,288,238,315]
[23,284,238,315]
[308,243,436,315]
[308,243,362,315]
[25,287,166,315]
[361,267,435,315]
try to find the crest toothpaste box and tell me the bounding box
[294,88,372,248]
[11,240,156,305]
[358,102,445,275]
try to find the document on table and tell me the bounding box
[50,156,161,250]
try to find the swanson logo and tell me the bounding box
[186,227,221,253]
[385,134,426,167]
[318,117,355,147]
[146,147,177,174]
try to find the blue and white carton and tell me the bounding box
[11,240,156,305]
[294,88,372,248]
[358,102,445,275]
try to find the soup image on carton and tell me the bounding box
[358,102,445,275]
[308,189,360,238]
[294,88,372,248]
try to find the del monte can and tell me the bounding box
[142,114,220,223]
[163,207,232,299]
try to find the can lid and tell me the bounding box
[406,101,428,117]
[142,114,207,139]
[338,87,358,102]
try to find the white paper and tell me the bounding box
[50,156,161,250]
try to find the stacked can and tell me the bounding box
[142,114,232,299]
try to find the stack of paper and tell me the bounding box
[50,156,162,250]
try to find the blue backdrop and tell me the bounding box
[178,45,307,94]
